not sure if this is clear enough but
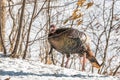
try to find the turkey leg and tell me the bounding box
[82,53,87,71]
[65,54,70,68]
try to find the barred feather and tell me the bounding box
[48,27,101,69]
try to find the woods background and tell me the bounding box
[0,0,120,76]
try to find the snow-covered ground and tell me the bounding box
[0,54,119,80]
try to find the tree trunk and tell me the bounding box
[113,64,120,76]
[45,0,51,64]
[23,0,37,59]
[98,0,115,74]
[10,0,26,58]
[0,0,6,55]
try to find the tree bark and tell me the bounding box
[0,0,6,55]
[10,0,26,58]
[113,64,120,76]
[23,0,37,59]
[45,0,51,64]
[98,0,115,74]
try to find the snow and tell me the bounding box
[0,54,119,80]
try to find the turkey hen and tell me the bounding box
[48,24,101,71]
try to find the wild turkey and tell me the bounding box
[48,24,101,71]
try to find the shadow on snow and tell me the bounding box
[0,70,108,78]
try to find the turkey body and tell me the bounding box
[48,27,101,69]
[48,28,88,56]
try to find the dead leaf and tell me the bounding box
[5,77,10,80]
[86,2,94,9]
[77,19,83,25]
[77,0,86,7]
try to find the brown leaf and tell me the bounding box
[72,10,77,17]
[77,13,83,18]
[74,9,79,13]
[86,2,94,9]
[71,9,82,20]
[77,0,86,7]
[77,19,83,25]
[71,11,77,20]
[5,77,10,80]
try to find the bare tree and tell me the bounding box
[10,0,26,58]
[98,0,115,74]
[85,0,120,76]
[0,0,119,76]
[0,0,6,55]
[23,0,37,59]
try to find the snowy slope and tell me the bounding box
[0,55,119,80]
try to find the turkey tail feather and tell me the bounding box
[86,45,101,69]
[87,55,101,68]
